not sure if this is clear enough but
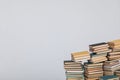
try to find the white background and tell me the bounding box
[0,0,120,80]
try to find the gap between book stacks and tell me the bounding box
[63,39,120,80]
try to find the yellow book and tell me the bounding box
[71,51,89,57]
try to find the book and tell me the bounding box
[99,75,119,80]
[104,71,114,75]
[89,42,108,48]
[71,51,90,62]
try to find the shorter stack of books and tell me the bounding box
[103,60,120,76]
[64,60,84,80]
[84,62,103,80]
[71,51,90,63]
[107,52,120,60]
[89,42,111,54]
[115,70,120,78]
[90,53,107,63]
[89,42,111,63]
[108,39,120,52]
[99,75,119,80]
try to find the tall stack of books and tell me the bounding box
[71,51,90,63]
[103,60,120,76]
[64,60,84,80]
[99,75,119,80]
[84,62,103,80]
[107,39,120,60]
[89,42,110,63]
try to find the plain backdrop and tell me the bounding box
[0,0,120,80]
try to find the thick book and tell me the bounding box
[71,51,89,57]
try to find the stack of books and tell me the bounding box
[115,70,120,78]
[107,52,120,60]
[89,42,110,63]
[71,51,90,63]
[103,60,120,76]
[89,42,111,54]
[99,75,119,80]
[64,60,84,80]
[90,53,107,63]
[63,39,120,80]
[108,39,120,52]
[107,39,120,60]
[84,62,103,80]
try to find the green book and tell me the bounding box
[99,75,119,80]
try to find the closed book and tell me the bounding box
[89,42,108,49]
[108,55,120,58]
[104,63,120,69]
[66,72,83,74]
[93,48,109,52]
[84,62,103,67]
[64,67,82,69]
[72,56,90,60]
[85,77,99,80]
[66,74,84,77]
[96,49,112,54]
[85,68,103,72]
[64,64,82,67]
[112,48,120,52]
[91,57,107,63]
[65,69,83,71]
[99,75,119,80]
[104,60,120,65]
[66,77,84,80]
[64,60,81,65]
[71,51,89,57]
[66,71,84,73]
[90,46,109,51]
[85,71,103,75]
[104,71,114,75]
[66,78,84,80]
[85,73,103,78]
[108,52,120,55]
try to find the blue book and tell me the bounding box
[99,75,119,80]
